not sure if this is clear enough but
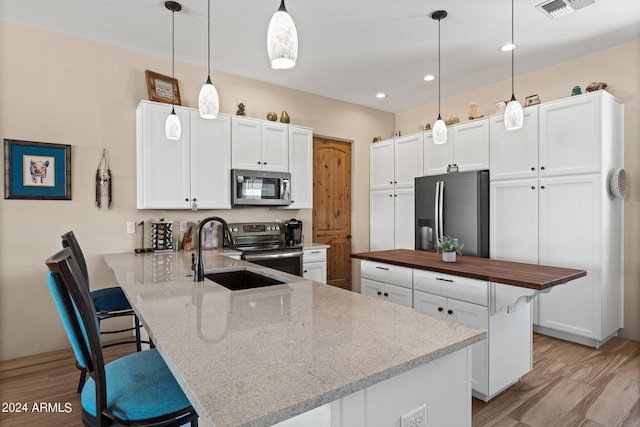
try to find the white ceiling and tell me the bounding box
[1,0,639,113]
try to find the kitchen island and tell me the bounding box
[104,250,485,427]
[351,249,587,401]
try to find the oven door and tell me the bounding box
[242,250,303,277]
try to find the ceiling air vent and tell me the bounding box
[536,0,595,19]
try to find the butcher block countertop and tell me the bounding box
[351,249,586,291]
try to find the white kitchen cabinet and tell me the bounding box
[303,247,327,283]
[369,134,421,251]
[360,260,413,307]
[136,101,231,209]
[490,90,624,348]
[231,116,288,172]
[423,118,489,175]
[370,187,414,251]
[285,126,313,209]
[489,107,539,181]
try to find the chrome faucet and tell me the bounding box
[194,216,235,282]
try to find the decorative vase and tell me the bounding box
[280,110,290,124]
[267,112,277,121]
[442,251,456,262]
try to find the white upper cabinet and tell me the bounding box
[539,92,604,177]
[231,117,288,172]
[370,139,394,190]
[394,133,425,187]
[285,126,313,209]
[136,101,231,210]
[490,107,539,181]
[424,118,489,175]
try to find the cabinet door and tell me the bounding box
[190,112,231,209]
[539,93,602,177]
[303,262,326,283]
[384,283,413,307]
[537,174,602,339]
[446,299,489,396]
[394,187,415,250]
[414,290,447,318]
[453,119,489,172]
[370,190,395,251]
[490,108,539,181]
[261,122,289,172]
[423,131,453,175]
[361,278,385,300]
[286,126,313,209]
[394,134,424,188]
[231,116,262,170]
[490,180,538,264]
[137,102,191,209]
[370,139,394,190]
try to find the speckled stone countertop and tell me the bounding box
[103,250,485,427]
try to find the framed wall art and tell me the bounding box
[4,139,72,200]
[145,69,181,105]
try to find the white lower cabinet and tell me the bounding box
[360,260,535,401]
[303,248,327,283]
[360,261,413,307]
[414,290,489,397]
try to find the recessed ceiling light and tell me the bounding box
[500,43,516,52]
[376,92,386,99]
[424,74,436,81]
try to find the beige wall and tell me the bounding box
[396,40,640,341]
[0,20,394,360]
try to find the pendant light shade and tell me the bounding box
[198,0,220,119]
[267,0,298,70]
[165,1,182,140]
[504,0,524,130]
[431,10,448,145]
[165,107,182,140]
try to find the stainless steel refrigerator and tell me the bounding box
[415,170,489,257]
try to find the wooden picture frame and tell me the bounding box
[145,70,181,105]
[4,139,72,200]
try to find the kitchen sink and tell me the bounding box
[204,269,287,291]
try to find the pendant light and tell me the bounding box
[431,10,447,145]
[198,0,220,119]
[504,0,524,130]
[165,1,182,141]
[267,0,298,70]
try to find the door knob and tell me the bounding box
[346,235,352,239]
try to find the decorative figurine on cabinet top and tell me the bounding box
[468,102,483,120]
[525,94,541,106]
[586,82,607,92]
[280,110,290,123]
[267,112,277,121]
[571,86,582,96]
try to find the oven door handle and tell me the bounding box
[242,251,304,261]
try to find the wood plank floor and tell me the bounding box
[0,334,638,426]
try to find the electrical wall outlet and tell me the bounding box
[126,222,136,234]
[180,220,187,232]
[401,404,426,427]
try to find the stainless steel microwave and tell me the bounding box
[231,169,292,206]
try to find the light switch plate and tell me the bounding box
[180,220,187,232]
[126,222,136,234]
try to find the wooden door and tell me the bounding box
[313,138,352,290]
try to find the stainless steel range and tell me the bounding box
[227,222,303,276]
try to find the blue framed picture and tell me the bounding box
[4,139,72,200]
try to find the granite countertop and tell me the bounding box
[351,249,586,290]
[104,250,485,427]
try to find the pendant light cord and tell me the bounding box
[438,15,441,119]
[207,0,211,79]
[171,7,176,112]
[511,0,515,98]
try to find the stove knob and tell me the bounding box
[232,227,238,232]
[266,226,272,231]
[275,225,280,231]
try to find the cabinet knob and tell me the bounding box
[394,181,397,184]
[531,167,535,171]
[377,291,382,296]
[447,309,453,315]
[193,198,196,201]
[389,194,393,197]
[304,270,308,273]
[394,194,397,197]
[383,292,389,297]
[531,186,536,190]
[540,166,545,170]
[258,161,262,164]
[185,198,189,202]
[264,162,267,165]
[541,185,546,189]
[390,181,393,184]
[438,307,444,312]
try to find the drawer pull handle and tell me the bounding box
[310,251,321,254]
[447,309,454,315]
[436,277,454,283]
[375,266,390,271]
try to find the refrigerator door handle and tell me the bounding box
[439,180,444,241]
[434,181,440,248]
